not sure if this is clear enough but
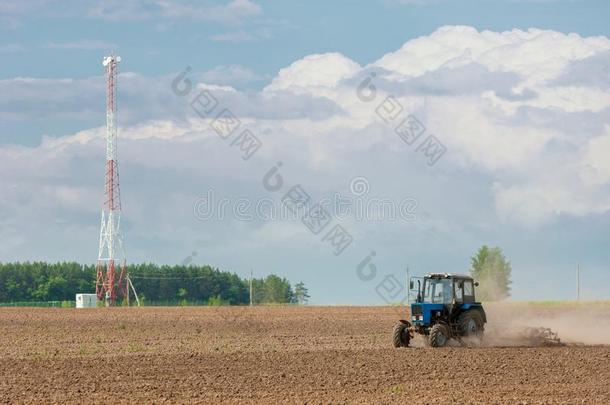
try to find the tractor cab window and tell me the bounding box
[454,280,464,303]
[423,278,452,304]
[464,280,473,296]
[462,280,475,303]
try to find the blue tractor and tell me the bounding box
[393,273,486,348]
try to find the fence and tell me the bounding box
[0,301,75,308]
[0,300,236,307]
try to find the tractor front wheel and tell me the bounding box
[392,322,411,348]
[429,323,450,347]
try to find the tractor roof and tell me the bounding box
[426,272,473,280]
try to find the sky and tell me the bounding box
[2,0,610,304]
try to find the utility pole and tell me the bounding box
[249,269,253,306]
[127,275,140,307]
[577,263,580,301]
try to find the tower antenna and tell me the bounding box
[96,54,127,306]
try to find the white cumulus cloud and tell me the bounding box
[3,25,610,267]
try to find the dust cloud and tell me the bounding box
[482,302,610,346]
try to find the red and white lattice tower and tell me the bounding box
[96,54,127,306]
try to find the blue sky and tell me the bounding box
[3,0,610,303]
[3,1,610,79]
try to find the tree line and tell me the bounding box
[0,262,309,305]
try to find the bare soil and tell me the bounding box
[1,305,609,404]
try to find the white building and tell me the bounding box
[75,294,98,308]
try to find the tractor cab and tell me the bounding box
[411,273,479,324]
[393,273,487,348]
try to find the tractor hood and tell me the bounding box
[410,302,444,325]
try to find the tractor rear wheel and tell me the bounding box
[392,322,410,348]
[429,323,450,347]
[457,310,484,338]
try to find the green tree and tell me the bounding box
[177,287,188,306]
[469,245,512,301]
[177,288,188,299]
[250,275,294,304]
[292,282,310,304]
[262,275,293,304]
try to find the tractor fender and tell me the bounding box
[398,319,412,327]
[461,304,487,324]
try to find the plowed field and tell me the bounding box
[1,305,609,404]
